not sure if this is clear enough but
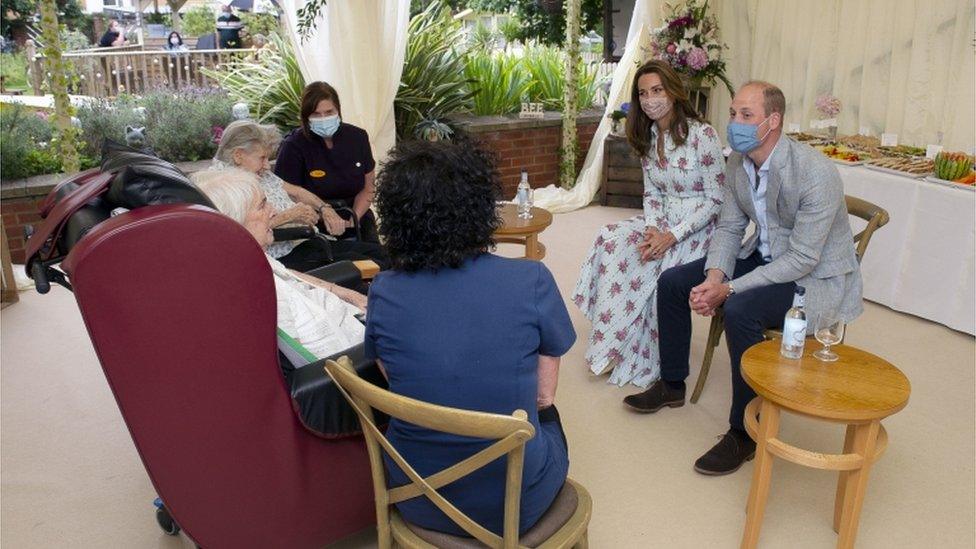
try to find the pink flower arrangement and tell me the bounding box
[815,93,842,119]
[686,47,709,70]
[646,0,734,96]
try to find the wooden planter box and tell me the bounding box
[599,134,643,209]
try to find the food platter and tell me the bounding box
[864,157,934,179]
[865,164,929,178]
[816,145,872,165]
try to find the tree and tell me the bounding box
[1,0,36,38]
[181,5,215,37]
[449,0,602,45]
[560,0,580,188]
[2,0,87,38]
[37,0,79,172]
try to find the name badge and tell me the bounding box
[309,169,326,178]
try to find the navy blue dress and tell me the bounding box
[364,253,576,536]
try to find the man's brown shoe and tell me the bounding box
[623,380,685,413]
[693,429,756,476]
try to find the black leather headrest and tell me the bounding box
[56,181,114,253]
[101,140,215,210]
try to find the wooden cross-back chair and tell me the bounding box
[325,357,592,549]
[690,195,890,404]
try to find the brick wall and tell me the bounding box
[458,109,602,199]
[2,196,46,265]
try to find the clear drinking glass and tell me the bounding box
[814,312,845,362]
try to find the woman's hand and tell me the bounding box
[638,228,676,262]
[320,205,348,236]
[274,204,319,228]
[293,204,320,225]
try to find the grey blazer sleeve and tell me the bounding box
[703,163,748,278]
[733,161,845,292]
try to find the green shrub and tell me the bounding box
[203,33,304,131]
[240,12,280,38]
[60,28,92,51]
[467,22,497,52]
[1,105,51,180]
[182,6,216,37]
[75,95,142,159]
[0,52,29,90]
[137,88,235,161]
[1,104,96,180]
[523,45,600,111]
[498,16,521,45]
[145,11,172,25]
[395,0,474,139]
[465,50,532,115]
[75,88,234,163]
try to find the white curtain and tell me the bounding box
[538,0,975,213]
[712,0,975,152]
[278,0,411,165]
[532,0,660,213]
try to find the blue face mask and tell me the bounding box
[309,115,340,138]
[726,115,773,154]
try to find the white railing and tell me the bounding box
[25,42,256,97]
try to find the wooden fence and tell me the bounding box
[592,60,617,106]
[25,42,256,97]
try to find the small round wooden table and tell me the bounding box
[739,340,910,549]
[494,203,553,261]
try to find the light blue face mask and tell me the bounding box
[309,115,341,138]
[726,115,773,154]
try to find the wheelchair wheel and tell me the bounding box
[156,505,181,536]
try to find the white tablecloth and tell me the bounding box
[839,165,975,335]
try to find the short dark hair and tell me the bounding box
[375,138,502,272]
[299,81,342,137]
[743,80,786,117]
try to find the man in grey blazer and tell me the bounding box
[623,81,862,475]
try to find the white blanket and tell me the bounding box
[268,257,365,361]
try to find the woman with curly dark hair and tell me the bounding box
[365,139,576,538]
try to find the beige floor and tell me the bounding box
[2,205,974,548]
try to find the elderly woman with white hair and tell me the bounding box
[213,119,388,272]
[192,167,367,359]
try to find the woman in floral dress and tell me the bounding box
[574,60,725,388]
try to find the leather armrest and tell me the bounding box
[272,226,315,241]
[284,343,389,438]
[305,261,362,290]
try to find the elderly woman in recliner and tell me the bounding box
[212,120,389,273]
[192,167,366,360]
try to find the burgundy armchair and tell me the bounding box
[53,203,375,548]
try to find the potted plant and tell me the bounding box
[607,102,629,135]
